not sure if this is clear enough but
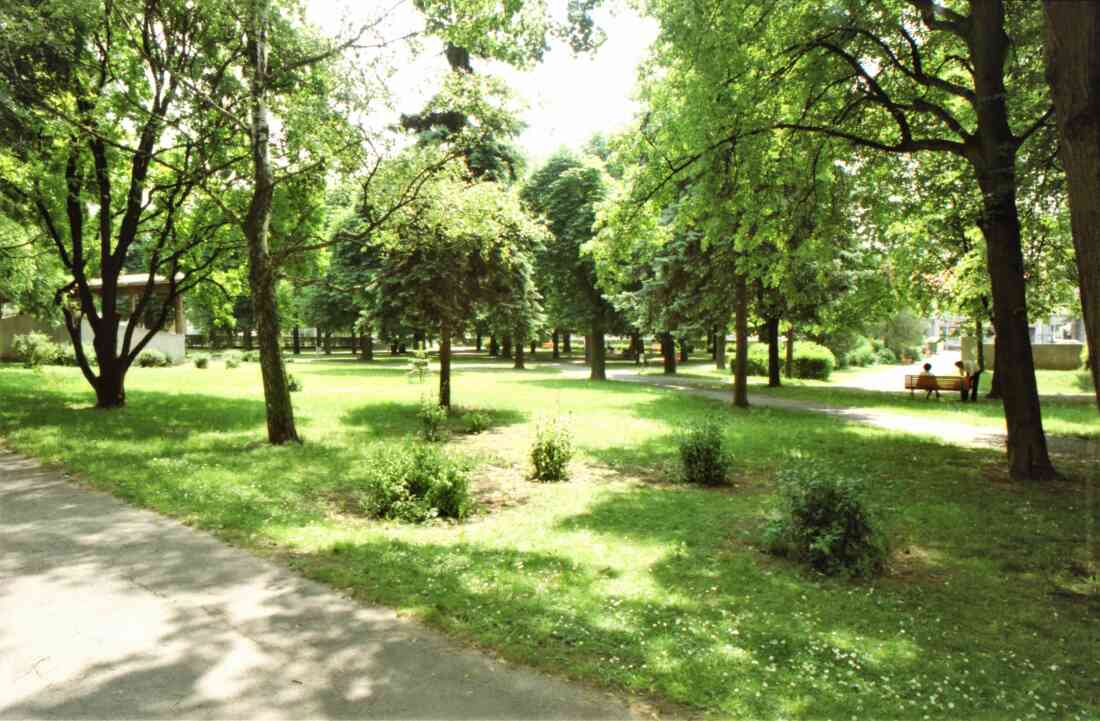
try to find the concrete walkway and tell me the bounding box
[0,451,636,720]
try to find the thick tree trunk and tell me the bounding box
[733,274,749,408]
[661,332,677,375]
[514,333,526,369]
[766,316,781,387]
[323,330,331,355]
[584,335,592,364]
[361,331,373,361]
[590,324,607,381]
[1044,1,1100,411]
[439,329,452,408]
[501,335,512,358]
[968,0,1055,479]
[245,0,298,445]
[552,330,560,359]
[563,332,572,354]
[785,326,795,379]
[94,359,127,408]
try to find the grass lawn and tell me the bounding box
[0,355,1097,719]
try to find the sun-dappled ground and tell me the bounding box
[0,354,1097,719]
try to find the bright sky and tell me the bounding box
[305,1,658,164]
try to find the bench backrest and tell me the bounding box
[904,374,963,390]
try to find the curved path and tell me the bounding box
[0,451,636,720]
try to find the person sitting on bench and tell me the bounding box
[919,362,940,398]
[954,360,971,401]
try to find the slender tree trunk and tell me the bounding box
[766,316,781,387]
[563,332,572,354]
[679,338,689,363]
[475,333,482,352]
[514,333,526,369]
[530,340,537,357]
[244,328,253,351]
[584,335,592,364]
[971,318,985,402]
[502,334,512,358]
[414,330,424,350]
[785,326,795,379]
[715,325,727,371]
[552,330,560,359]
[349,327,357,358]
[590,323,607,381]
[390,341,399,356]
[1044,1,1100,411]
[439,328,452,408]
[292,326,300,355]
[633,331,642,365]
[323,330,331,355]
[361,331,373,361]
[489,334,499,356]
[661,332,677,375]
[733,275,749,408]
[245,0,298,445]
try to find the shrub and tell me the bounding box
[287,373,302,392]
[407,349,430,384]
[463,410,491,434]
[529,417,573,482]
[874,347,898,365]
[136,349,169,367]
[12,332,62,368]
[242,350,259,363]
[1074,370,1095,393]
[731,341,834,381]
[58,343,98,368]
[677,417,730,486]
[417,394,448,441]
[343,444,471,523]
[223,350,242,369]
[764,465,888,578]
[846,337,877,368]
[818,329,863,369]
[193,354,210,369]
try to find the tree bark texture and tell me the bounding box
[715,325,727,371]
[733,274,749,408]
[514,333,526,369]
[590,324,607,381]
[552,330,560,359]
[563,332,572,354]
[661,332,677,375]
[361,331,373,360]
[679,338,689,363]
[766,317,781,387]
[1044,1,1100,410]
[785,326,795,379]
[489,334,498,356]
[439,330,452,407]
[502,335,512,358]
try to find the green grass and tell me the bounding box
[0,356,1097,720]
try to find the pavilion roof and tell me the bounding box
[86,273,185,291]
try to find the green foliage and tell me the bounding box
[349,444,471,523]
[1075,371,1095,393]
[462,410,491,434]
[242,350,259,363]
[529,417,573,482]
[407,349,431,384]
[731,341,835,380]
[846,337,878,368]
[11,332,61,368]
[417,394,448,441]
[223,351,242,369]
[287,374,302,393]
[59,343,98,368]
[136,349,170,368]
[193,354,210,369]
[875,347,898,365]
[872,311,928,361]
[764,465,888,578]
[677,417,729,486]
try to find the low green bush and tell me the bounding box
[1074,370,1095,393]
[12,332,62,368]
[730,341,835,381]
[462,410,491,434]
[193,354,210,369]
[58,343,98,368]
[407,349,430,384]
[529,417,573,482]
[136,349,169,367]
[874,347,898,365]
[241,350,259,363]
[846,337,877,368]
[347,444,471,523]
[417,394,448,441]
[677,417,729,486]
[764,464,888,578]
[223,350,242,369]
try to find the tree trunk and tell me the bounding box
[439,329,452,408]
[552,330,560,359]
[766,316,781,387]
[715,325,727,371]
[502,335,512,358]
[475,333,482,352]
[661,332,677,375]
[390,341,399,356]
[563,332,572,354]
[785,326,795,379]
[292,326,300,355]
[584,335,592,364]
[245,0,298,445]
[244,328,253,351]
[708,326,716,359]
[94,360,127,408]
[679,338,689,363]
[968,0,1056,479]
[590,324,607,381]
[733,274,749,408]
[1044,1,1100,411]
[633,331,642,365]
[489,334,499,356]
[514,333,526,369]
[323,330,331,355]
[530,340,537,357]
[414,330,424,350]
[361,330,373,360]
[970,317,985,402]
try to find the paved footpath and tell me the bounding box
[0,451,636,720]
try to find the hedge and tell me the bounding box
[727,341,835,381]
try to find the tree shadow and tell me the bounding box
[0,452,626,720]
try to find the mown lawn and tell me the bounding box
[0,355,1097,720]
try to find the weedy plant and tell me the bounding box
[677,416,730,485]
[529,416,574,482]
[417,393,448,441]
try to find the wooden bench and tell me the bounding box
[904,374,964,396]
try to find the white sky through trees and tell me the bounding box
[305,1,658,163]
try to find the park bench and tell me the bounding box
[904,374,964,396]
